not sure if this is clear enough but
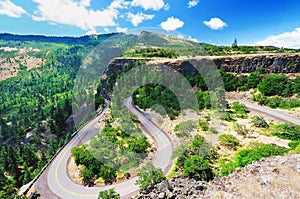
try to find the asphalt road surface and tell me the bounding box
[34,99,300,199]
[228,100,300,126]
[34,98,173,199]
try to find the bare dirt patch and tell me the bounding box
[0,47,44,81]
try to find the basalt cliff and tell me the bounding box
[100,53,300,98]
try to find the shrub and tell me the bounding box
[218,134,240,150]
[199,120,209,131]
[231,102,249,118]
[246,72,261,89]
[252,116,269,128]
[235,142,288,167]
[183,156,214,181]
[288,140,300,150]
[231,102,249,114]
[98,189,120,199]
[124,172,131,179]
[209,127,219,134]
[135,162,166,190]
[253,93,267,105]
[234,124,250,136]
[128,138,150,154]
[222,111,236,122]
[190,135,211,157]
[295,144,300,153]
[175,120,197,137]
[219,160,237,176]
[273,124,300,140]
[258,74,293,97]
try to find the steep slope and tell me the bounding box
[132,154,300,199]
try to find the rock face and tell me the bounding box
[212,53,300,73]
[100,54,300,98]
[132,154,300,199]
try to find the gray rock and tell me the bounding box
[297,162,300,173]
[158,192,166,199]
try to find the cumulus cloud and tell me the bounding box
[79,0,90,7]
[203,17,227,30]
[0,0,27,18]
[187,36,199,43]
[176,34,199,43]
[32,0,126,31]
[254,27,300,49]
[161,17,184,31]
[188,0,199,8]
[109,0,130,9]
[131,0,165,11]
[127,12,154,26]
[116,27,128,33]
[85,29,98,35]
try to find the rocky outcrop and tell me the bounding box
[132,176,208,199]
[132,154,300,199]
[212,53,300,73]
[100,54,300,98]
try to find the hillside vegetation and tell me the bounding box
[0,31,299,198]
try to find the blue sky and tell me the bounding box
[0,0,300,48]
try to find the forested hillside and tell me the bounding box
[1,31,300,198]
[0,34,115,198]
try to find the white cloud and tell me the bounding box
[131,0,165,11]
[176,34,199,43]
[254,27,300,49]
[79,0,90,7]
[161,17,184,31]
[109,0,130,9]
[116,27,127,33]
[188,0,199,8]
[164,3,170,11]
[203,17,227,30]
[177,34,185,40]
[127,12,154,27]
[104,27,109,32]
[187,36,199,43]
[85,29,97,35]
[32,0,125,31]
[0,0,27,18]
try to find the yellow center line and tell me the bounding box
[55,133,98,197]
[52,105,171,197]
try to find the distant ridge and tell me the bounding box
[0,32,118,44]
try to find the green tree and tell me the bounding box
[128,138,150,154]
[99,165,117,184]
[135,162,166,190]
[80,167,94,186]
[98,189,120,199]
[258,74,290,96]
[183,156,214,181]
[246,72,261,89]
[190,135,211,157]
[218,134,240,150]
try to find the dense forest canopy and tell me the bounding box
[0,33,117,45]
[0,33,117,198]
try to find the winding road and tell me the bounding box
[33,98,300,199]
[228,100,300,126]
[34,98,173,199]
